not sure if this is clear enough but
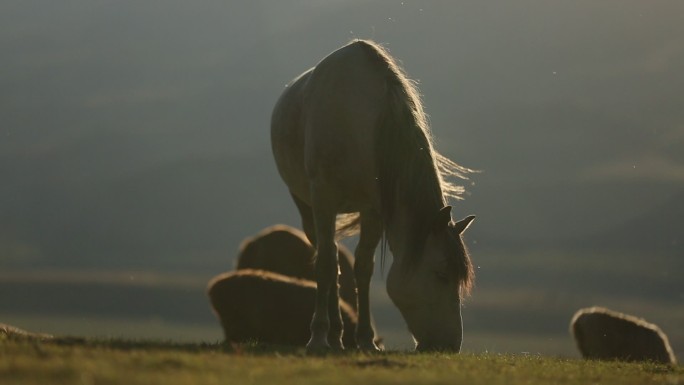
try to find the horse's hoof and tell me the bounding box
[306,345,331,355]
[329,342,345,352]
[358,341,382,352]
[306,338,332,355]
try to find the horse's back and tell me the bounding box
[271,69,313,202]
[272,41,388,211]
[235,224,360,310]
[236,225,315,280]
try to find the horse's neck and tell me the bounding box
[385,211,409,262]
[384,197,440,263]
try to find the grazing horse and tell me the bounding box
[207,269,359,348]
[235,224,358,312]
[271,39,475,352]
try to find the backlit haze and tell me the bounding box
[1,1,682,355]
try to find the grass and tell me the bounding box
[1,337,681,385]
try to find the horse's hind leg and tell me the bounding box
[291,191,344,350]
[354,210,383,351]
[290,192,317,246]
[306,183,342,352]
[326,274,344,350]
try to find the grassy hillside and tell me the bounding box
[0,337,680,385]
[1,248,682,358]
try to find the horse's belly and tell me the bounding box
[317,159,380,213]
[281,153,380,213]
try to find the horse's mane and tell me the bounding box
[359,40,470,198]
[349,39,474,295]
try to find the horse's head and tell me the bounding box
[387,206,475,352]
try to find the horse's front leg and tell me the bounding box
[326,273,344,350]
[354,211,383,351]
[306,183,341,353]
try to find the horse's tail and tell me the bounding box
[335,213,361,239]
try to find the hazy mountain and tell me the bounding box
[1,0,683,273]
[576,189,684,255]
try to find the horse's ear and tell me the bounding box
[433,206,453,233]
[452,215,475,235]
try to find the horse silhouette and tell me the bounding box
[272,39,475,351]
[207,269,358,348]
